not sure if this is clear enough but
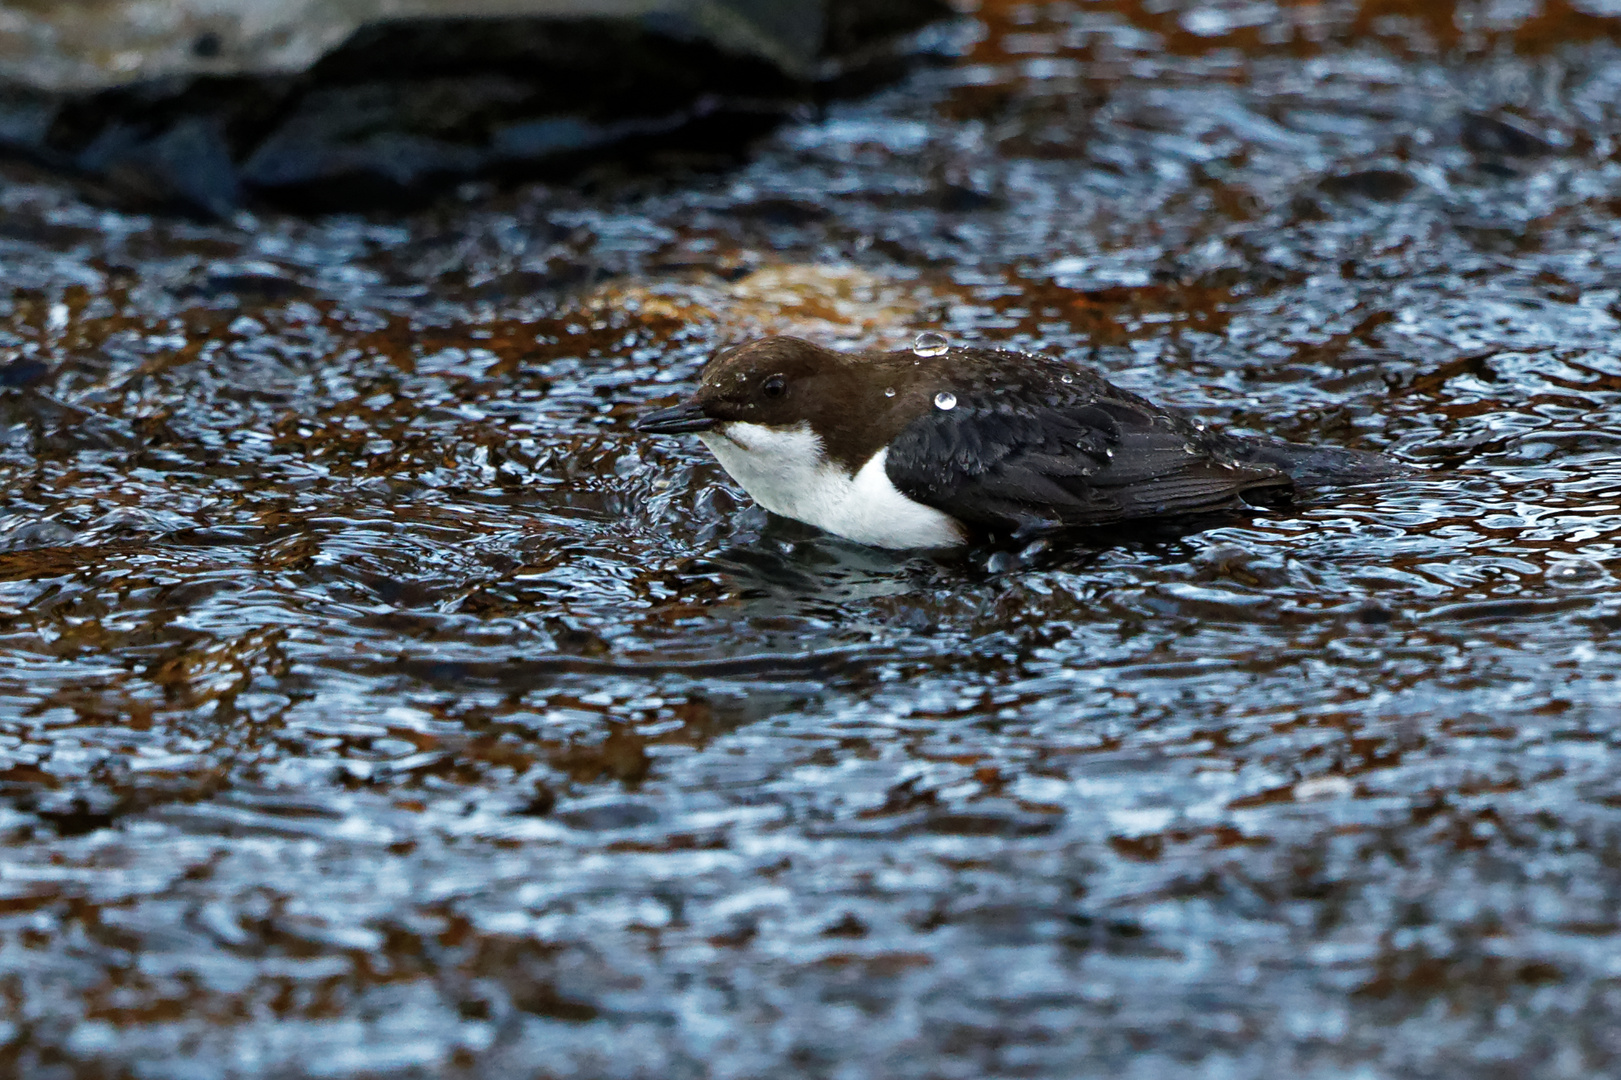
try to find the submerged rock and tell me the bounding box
[0,0,951,213]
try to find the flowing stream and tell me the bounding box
[3,2,1621,1076]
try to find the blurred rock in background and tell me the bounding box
[0,0,952,215]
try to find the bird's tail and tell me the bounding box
[1233,439,1415,485]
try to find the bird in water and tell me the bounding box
[637,335,1406,549]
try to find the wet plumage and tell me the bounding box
[638,336,1405,547]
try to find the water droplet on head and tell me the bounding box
[933,391,957,411]
[883,387,896,398]
[912,331,949,358]
[1549,559,1606,587]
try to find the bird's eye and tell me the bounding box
[762,374,786,399]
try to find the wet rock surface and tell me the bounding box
[3,0,1621,1076]
[0,1,951,215]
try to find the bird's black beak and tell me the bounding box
[637,399,717,435]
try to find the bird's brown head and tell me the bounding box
[637,336,939,470]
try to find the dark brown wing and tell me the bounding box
[882,363,1292,533]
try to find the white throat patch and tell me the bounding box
[699,421,964,549]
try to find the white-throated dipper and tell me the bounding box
[637,335,1403,549]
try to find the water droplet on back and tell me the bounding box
[933,391,957,411]
[883,387,896,398]
[1061,374,1074,384]
[912,331,949,357]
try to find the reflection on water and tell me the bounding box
[3,1,1621,1076]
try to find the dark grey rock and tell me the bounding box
[0,1,952,214]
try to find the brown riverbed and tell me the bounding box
[3,1,1621,1077]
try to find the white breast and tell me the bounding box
[699,422,964,549]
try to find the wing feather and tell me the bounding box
[883,371,1291,532]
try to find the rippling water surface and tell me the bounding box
[4,2,1621,1076]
